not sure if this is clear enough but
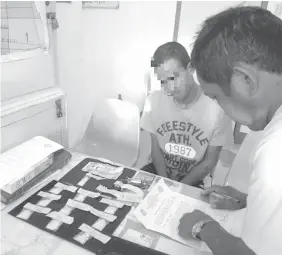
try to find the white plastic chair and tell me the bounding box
[224,131,263,193]
[74,98,140,167]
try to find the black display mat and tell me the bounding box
[9,158,142,254]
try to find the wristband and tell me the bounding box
[192,219,216,240]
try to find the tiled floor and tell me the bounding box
[136,130,239,186]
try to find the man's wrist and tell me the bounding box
[198,220,221,242]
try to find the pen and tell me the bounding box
[211,191,240,204]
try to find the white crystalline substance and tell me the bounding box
[55,182,78,193]
[78,176,89,186]
[73,231,91,245]
[60,205,73,215]
[17,209,33,220]
[37,198,52,207]
[46,219,62,231]
[46,211,74,224]
[49,187,62,194]
[100,198,124,208]
[77,188,100,198]
[38,191,61,200]
[79,223,111,244]
[92,218,108,231]
[104,206,118,215]
[74,193,86,202]
[24,203,51,214]
[66,199,91,211]
[90,207,117,222]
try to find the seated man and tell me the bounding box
[140,42,233,187]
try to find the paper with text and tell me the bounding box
[134,179,246,251]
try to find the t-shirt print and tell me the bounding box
[156,120,210,181]
[140,88,232,182]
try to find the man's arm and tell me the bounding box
[181,146,222,186]
[151,134,168,178]
[199,221,256,255]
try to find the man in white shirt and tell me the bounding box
[178,6,282,255]
[140,42,233,187]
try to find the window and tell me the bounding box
[1,1,49,62]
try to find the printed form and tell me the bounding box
[134,179,246,252]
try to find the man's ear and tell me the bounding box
[230,63,259,99]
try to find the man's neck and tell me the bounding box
[175,82,201,107]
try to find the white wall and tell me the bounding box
[177,1,262,135]
[56,1,176,147]
[177,1,262,54]
[178,1,243,54]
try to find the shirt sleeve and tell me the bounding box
[241,136,282,255]
[209,109,234,147]
[140,92,157,134]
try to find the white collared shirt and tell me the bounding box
[241,105,282,255]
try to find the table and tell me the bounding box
[1,152,213,255]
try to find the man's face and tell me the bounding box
[155,59,194,102]
[197,69,270,131]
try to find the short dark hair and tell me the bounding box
[151,41,190,69]
[191,6,282,96]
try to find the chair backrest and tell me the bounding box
[81,98,140,166]
[224,131,263,193]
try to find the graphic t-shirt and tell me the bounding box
[240,105,282,255]
[140,88,233,181]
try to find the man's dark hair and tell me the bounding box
[151,41,190,69]
[191,6,282,96]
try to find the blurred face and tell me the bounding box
[197,64,275,131]
[154,59,195,102]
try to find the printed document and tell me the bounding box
[134,179,246,252]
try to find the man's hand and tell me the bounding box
[201,185,247,210]
[178,210,214,240]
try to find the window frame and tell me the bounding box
[0,1,50,63]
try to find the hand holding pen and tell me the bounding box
[201,185,247,210]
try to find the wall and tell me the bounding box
[56,1,176,147]
[177,1,262,136]
[178,1,263,54]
